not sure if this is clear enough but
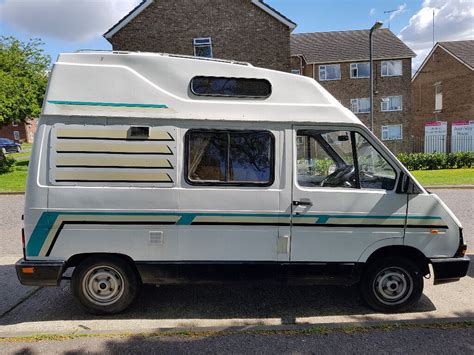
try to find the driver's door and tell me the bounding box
[291,125,408,262]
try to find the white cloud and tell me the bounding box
[369,8,376,16]
[0,0,142,42]
[399,0,474,70]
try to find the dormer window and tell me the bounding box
[193,37,213,58]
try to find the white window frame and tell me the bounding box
[435,82,443,111]
[351,98,371,114]
[291,69,301,75]
[350,62,370,79]
[319,64,341,81]
[381,124,403,141]
[193,37,213,58]
[12,122,18,127]
[381,60,403,77]
[381,96,403,112]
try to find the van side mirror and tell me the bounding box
[396,173,420,194]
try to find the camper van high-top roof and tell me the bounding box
[44,51,360,124]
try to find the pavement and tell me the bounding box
[0,191,473,339]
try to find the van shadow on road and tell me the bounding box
[0,263,441,327]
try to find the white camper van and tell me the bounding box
[16,52,469,314]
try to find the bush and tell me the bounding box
[397,152,474,170]
[0,154,15,174]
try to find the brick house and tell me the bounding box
[291,29,416,152]
[0,119,37,143]
[104,0,296,72]
[412,40,474,149]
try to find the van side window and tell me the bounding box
[297,130,356,188]
[186,130,274,186]
[296,129,396,190]
[355,133,397,190]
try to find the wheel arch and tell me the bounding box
[364,245,430,276]
[66,253,141,282]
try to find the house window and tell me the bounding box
[381,61,402,76]
[185,130,274,186]
[13,131,20,141]
[381,96,403,112]
[351,98,371,113]
[12,122,18,127]
[381,125,403,141]
[319,64,341,81]
[291,69,301,75]
[193,37,213,58]
[435,82,442,111]
[350,62,370,78]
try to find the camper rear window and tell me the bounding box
[185,130,274,186]
[190,77,271,98]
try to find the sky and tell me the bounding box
[0,0,472,72]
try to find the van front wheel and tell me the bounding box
[72,256,139,314]
[360,257,423,313]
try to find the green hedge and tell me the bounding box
[0,154,15,174]
[397,152,474,171]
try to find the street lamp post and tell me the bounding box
[369,21,383,133]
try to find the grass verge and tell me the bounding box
[1,321,472,343]
[0,159,29,192]
[411,168,474,186]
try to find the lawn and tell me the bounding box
[411,168,474,186]
[0,159,29,192]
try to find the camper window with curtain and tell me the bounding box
[186,130,274,186]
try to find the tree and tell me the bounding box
[0,36,51,127]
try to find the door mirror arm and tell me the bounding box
[396,172,420,194]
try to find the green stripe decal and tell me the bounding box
[48,100,168,109]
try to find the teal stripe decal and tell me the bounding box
[26,212,60,257]
[48,100,168,109]
[26,211,444,257]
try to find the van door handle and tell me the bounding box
[293,200,313,207]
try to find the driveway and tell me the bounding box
[0,190,473,337]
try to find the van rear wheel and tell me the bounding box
[72,256,139,314]
[360,256,423,313]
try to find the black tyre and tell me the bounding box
[360,256,423,313]
[72,255,139,315]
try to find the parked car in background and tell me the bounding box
[0,138,21,154]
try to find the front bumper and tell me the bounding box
[431,256,470,285]
[16,259,65,286]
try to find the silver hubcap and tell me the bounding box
[82,266,124,306]
[373,266,413,305]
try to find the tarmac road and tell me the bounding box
[0,190,472,340]
[2,327,474,354]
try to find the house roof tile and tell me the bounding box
[291,29,416,64]
[438,40,474,68]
